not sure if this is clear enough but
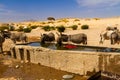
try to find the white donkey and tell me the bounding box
[99,30,119,45]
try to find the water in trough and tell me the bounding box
[28,42,120,52]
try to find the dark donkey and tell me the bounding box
[57,33,87,46]
[2,31,28,44]
[111,31,120,44]
[0,31,5,53]
[40,32,55,44]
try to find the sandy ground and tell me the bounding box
[0,54,88,80]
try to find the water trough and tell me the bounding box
[10,42,120,76]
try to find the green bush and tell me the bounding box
[71,25,78,30]
[50,26,56,30]
[17,26,24,32]
[23,27,32,33]
[30,25,38,29]
[42,26,55,31]
[0,26,9,31]
[62,19,69,23]
[47,17,55,21]
[42,26,50,31]
[56,26,65,33]
[81,25,89,29]
[9,26,15,31]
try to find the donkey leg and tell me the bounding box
[110,38,114,45]
[0,44,3,54]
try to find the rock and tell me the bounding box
[62,74,74,79]
[15,65,20,69]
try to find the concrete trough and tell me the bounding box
[10,44,120,76]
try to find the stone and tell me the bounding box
[15,65,20,69]
[62,74,74,79]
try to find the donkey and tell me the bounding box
[0,31,5,53]
[100,30,120,45]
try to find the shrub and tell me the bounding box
[50,26,56,30]
[81,25,89,29]
[56,26,65,33]
[94,18,100,20]
[42,25,51,31]
[30,25,38,29]
[47,17,55,21]
[23,27,32,33]
[0,26,9,31]
[9,26,15,31]
[42,26,55,31]
[17,26,24,32]
[61,19,69,23]
[71,25,78,30]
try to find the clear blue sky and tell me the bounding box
[0,0,120,22]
